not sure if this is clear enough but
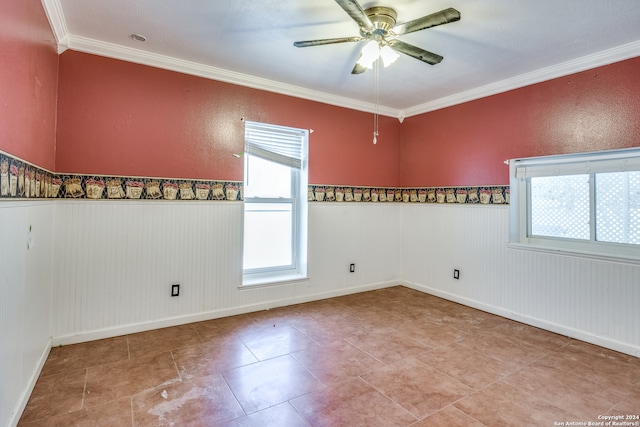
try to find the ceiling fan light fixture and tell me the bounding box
[380,44,399,67]
[357,40,380,69]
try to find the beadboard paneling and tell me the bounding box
[0,202,54,427]
[401,204,640,356]
[51,201,402,342]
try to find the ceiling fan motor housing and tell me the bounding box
[363,7,397,37]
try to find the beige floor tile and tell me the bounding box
[18,369,87,424]
[19,397,132,427]
[84,351,181,408]
[609,385,640,414]
[291,340,384,384]
[127,324,202,359]
[290,378,417,427]
[287,315,366,346]
[192,313,259,342]
[418,341,514,389]
[223,354,320,414]
[345,326,433,364]
[42,336,129,376]
[132,374,244,426]
[503,360,626,420]
[172,337,258,380]
[361,357,473,419]
[410,405,487,427]
[537,341,640,393]
[454,381,581,426]
[238,323,315,361]
[457,328,552,370]
[217,402,310,427]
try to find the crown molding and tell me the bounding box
[402,39,640,118]
[64,35,400,119]
[60,34,640,121]
[39,0,640,121]
[41,0,69,53]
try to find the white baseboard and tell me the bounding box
[401,280,640,358]
[52,278,640,357]
[52,280,398,346]
[9,338,52,427]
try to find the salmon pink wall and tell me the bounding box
[401,56,640,187]
[56,51,401,186]
[0,0,58,170]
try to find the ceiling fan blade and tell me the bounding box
[335,0,375,32]
[388,40,443,65]
[294,36,362,48]
[393,7,460,35]
[351,60,367,74]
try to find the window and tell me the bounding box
[509,147,640,263]
[242,121,308,286]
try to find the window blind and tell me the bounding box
[513,147,640,178]
[245,121,306,169]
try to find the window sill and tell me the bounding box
[241,273,309,289]
[507,242,640,266]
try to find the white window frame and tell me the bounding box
[242,121,308,287]
[508,147,640,264]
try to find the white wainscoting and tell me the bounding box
[401,203,640,357]
[51,201,403,344]
[0,202,54,427]
[6,199,640,426]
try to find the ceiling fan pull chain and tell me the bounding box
[373,58,379,144]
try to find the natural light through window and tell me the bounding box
[242,121,308,286]
[509,148,640,263]
[530,174,590,240]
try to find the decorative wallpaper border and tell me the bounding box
[1,151,508,204]
[308,185,509,205]
[0,152,241,201]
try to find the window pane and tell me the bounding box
[595,171,640,245]
[243,203,293,270]
[530,175,590,239]
[244,155,292,198]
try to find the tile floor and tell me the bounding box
[19,286,640,426]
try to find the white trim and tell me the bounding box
[49,276,640,359]
[507,242,640,266]
[9,339,52,427]
[401,280,640,358]
[40,0,69,53]
[402,40,640,118]
[52,278,640,358]
[51,280,397,346]
[63,35,399,118]
[65,34,640,119]
[240,274,310,289]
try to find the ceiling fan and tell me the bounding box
[293,0,460,74]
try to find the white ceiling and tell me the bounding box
[42,0,640,118]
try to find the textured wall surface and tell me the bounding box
[55,51,402,187]
[401,56,640,186]
[0,0,58,170]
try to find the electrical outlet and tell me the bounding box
[453,269,460,280]
[171,284,180,297]
[349,263,355,273]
